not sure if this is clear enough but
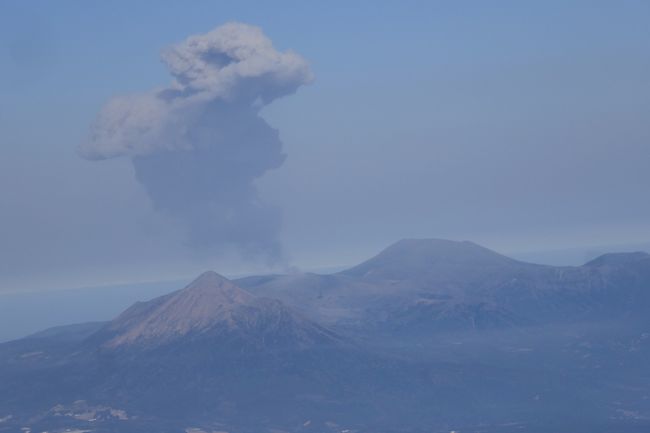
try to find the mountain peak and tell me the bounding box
[584,251,650,267]
[341,238,516,280]
[99,271,341,350]
[181,270,254,303]
[102,271,256,347]
[374,238,508,261]
[191,270,229,284]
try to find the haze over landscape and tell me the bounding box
[1,2,649,433]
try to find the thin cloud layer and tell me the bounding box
[79,22,312,261]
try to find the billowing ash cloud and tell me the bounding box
[79,22,312,261]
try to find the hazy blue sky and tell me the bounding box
[1,1,649,291]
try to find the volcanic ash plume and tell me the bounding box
[79,22,313,262]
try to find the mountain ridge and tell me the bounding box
[238,238,650,331]
[2,238,650,433]
[340,238,523,279]
[95,271,343,351]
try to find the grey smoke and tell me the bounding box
[79,22,312,261]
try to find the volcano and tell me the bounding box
[96,271,342,350]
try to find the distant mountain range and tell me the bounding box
[238,239,650,332]
[1,239,650,433]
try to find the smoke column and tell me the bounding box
[79,23,312,262]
